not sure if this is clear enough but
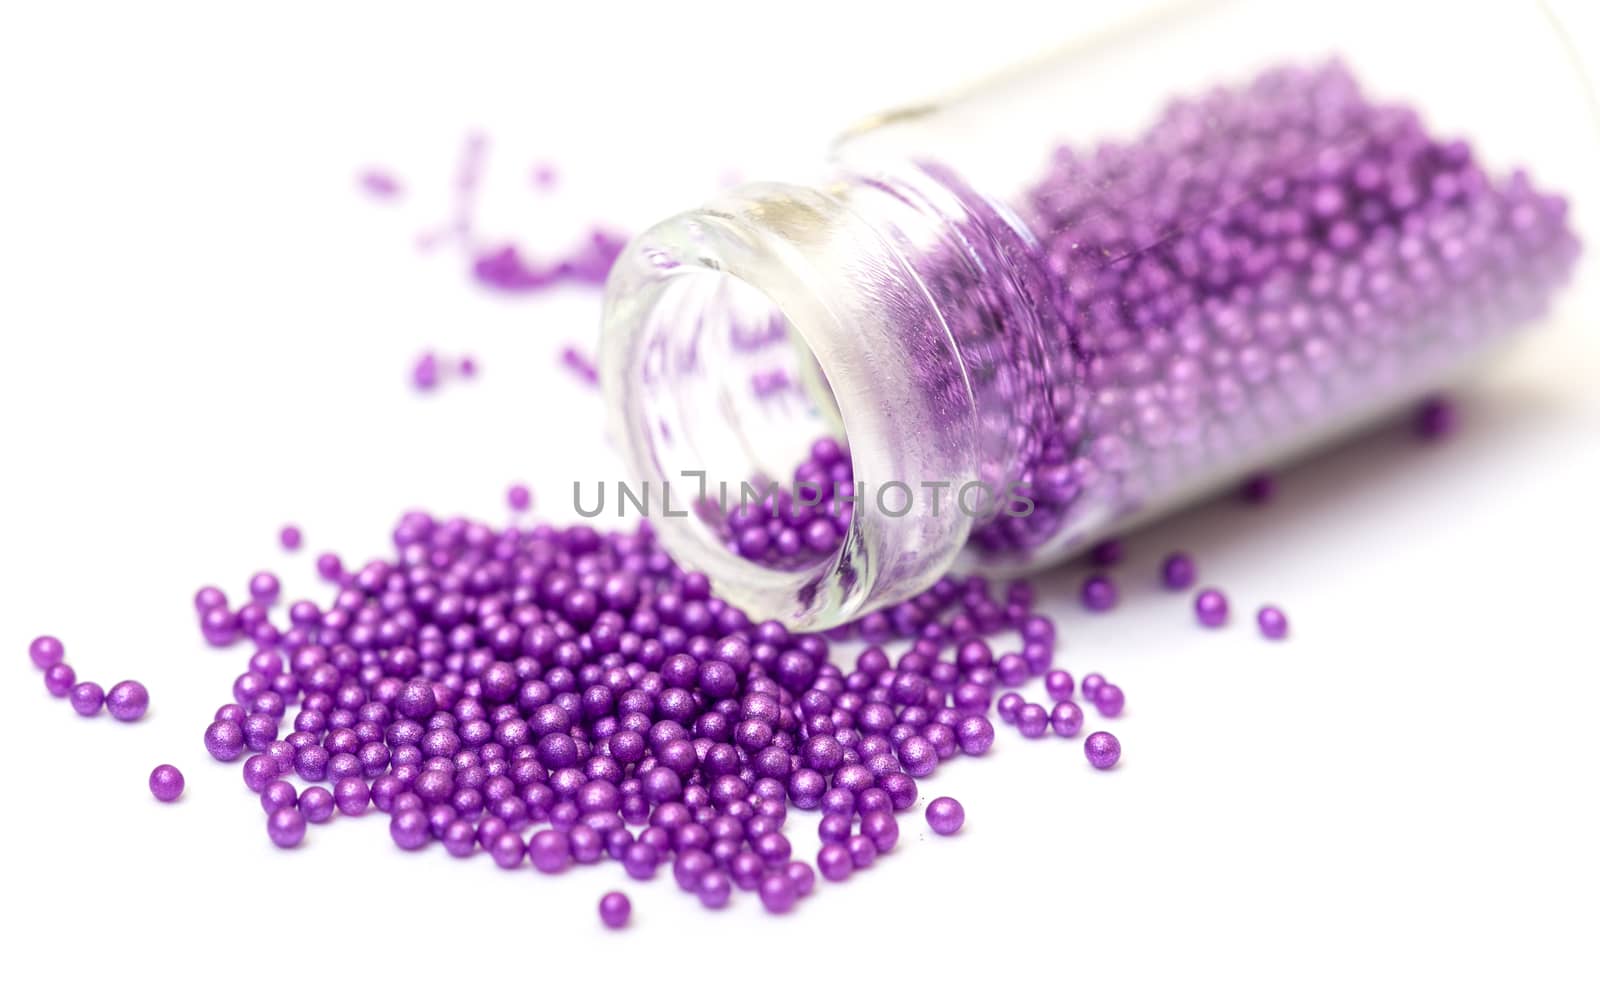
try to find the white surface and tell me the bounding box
[2,2,1598,987]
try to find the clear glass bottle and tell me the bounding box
[600,0,1597,629]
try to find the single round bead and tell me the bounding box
[758,873,798,914]
[817,842,853,882]
[242,754,280,793]
[1080,574,1119,612]
[1084,731,1122,770]
[508,484,533,512]
[205,720,246,761]
[1016,703,1049,739]
[1044,669,1075,702]
[1257,605,1290,640]
[925,796,964,836]
[1080,673,1106,702]
[44,663,76,698]
[260,779,298,813]
[491,831,526,869]
[1194,588,1230,628]
[267,807,307,848]
[1050,701,1084,738]
[598,891,631,929]
[390,809,430,850]
[529,830,570,873]
[697,870,732,909]
[148,765,185,802]
[1161,552,1197,590]
[69,681,104,716]
[1095,684,1126,718]
[955,715,995,756]
[105,680,150,721]
[278,525,302,550]
[29,635,65,670]
[299,785,335,823]
[860,810,899,853]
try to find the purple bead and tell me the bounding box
[1094,684,1126,718]
[267,807,307,848]
[1016,703,1048,739]
[105,680,149,721]
[1080,574,1118,612]
[279,525,302,550]
[491,832,526,869]
[148,765,185,802]
[44,663,76,698]
[1044,669,1074,702]
[260,780,297,813]
[817,842,853,882]
[29,635,65,670]
[1080,673,1106,702]
[925,796,964,835]
[758,873,798,914]
[529,830,570,873]
[1084,731,1122,770]
[205,720,246,762]
[1194,588,1229,628]
[996,692,1024,724]
[598,891,631,929]
[1160,552,1197,590]
[1050,701,1084,738]
[1257,605,1289,640]
[860,810,899,853]
[956,715,995,756]
[697,870,732,909]
[390,809,430,850]
[242,754,280,793]
[69,681,104,716]
[334,778,370,816]
[299,785,335,823]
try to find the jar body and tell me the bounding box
[601,0,1594,628]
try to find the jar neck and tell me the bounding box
[599,168,1053,628]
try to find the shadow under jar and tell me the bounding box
[601,0,1597,629]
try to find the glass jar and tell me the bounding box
[600,0,1597,629]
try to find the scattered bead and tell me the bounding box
[925,796,965,835]
[1160,552,1197,591]
[507,484,532,512]
[599,891,631,929]
[105,680,149,721]
[279,525,303,551]
[149,765,185,802]
[267,807,307,848]
[69,681,104,716]
[1094,684,1126,718]
[29,635,65,670]
[1050,701,1084,738]
[1257,605,1290,640]
[1194,589,1230,628]
[1080,574,1119,612]
[44,663,76,698]
[1085,731,1122,770]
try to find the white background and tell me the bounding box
[2,2,1598,987]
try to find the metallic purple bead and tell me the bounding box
[1085,731,1122,770]
[260,779,297,813]
[1195,588,1229,627]
[1080,574,1118,612]
[267,807,307,848]
[490,831,526,869]
[1161,552,1197,590]
[206,720,246,762]
[242,754,280,793]
[955,715,995,756]
[29,635,65,670]
[1016,703,1048,739]
[334,778,370,816]
[860,810,898,853]
[925,796,964,835]
[390,808,430,850]
[598,891,631,929]
[148,764,185,802]
[529,829,570,873]
[758,873,798,914]
[996,692,1024,724]
[817,842,853,882]
[1257,605,1289,640]
[696,870,732,909]
[1094,683,1126,717]
[1044,669,1075,702]
[1050,701,1084,738]
[105,680,149,721]
[69,681,104,716]
[299,785,335,823]
[44,663,76,698]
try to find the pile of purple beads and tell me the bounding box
[193,511,1122,917]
